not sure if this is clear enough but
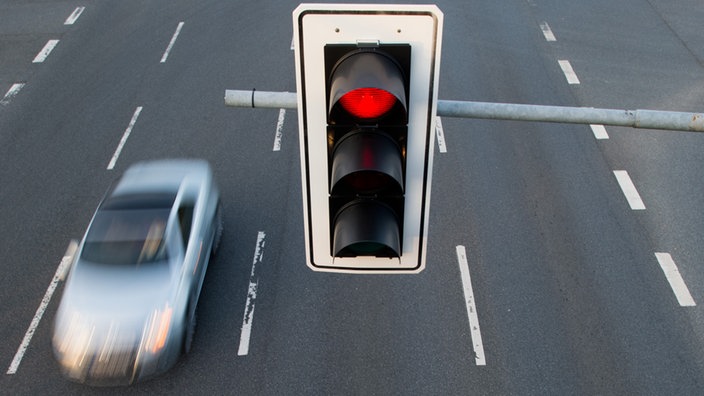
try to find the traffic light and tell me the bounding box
[293,4,443,273]
[327,44,409,259]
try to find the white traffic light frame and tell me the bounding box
[293,3,443,273]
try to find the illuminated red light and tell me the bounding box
[339,88,396,119]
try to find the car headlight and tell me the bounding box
[53,311,95,372]
[141,304,173,354]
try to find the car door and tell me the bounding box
[177,193,210,299]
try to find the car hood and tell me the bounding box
[56,261,174,331]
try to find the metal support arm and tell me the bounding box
[225,89,704,132]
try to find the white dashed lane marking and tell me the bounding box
[238,231,266,356]
[539,22,557,42]
[613,170,646,210]
[7,241,77,374]
[273,109,286,151]
[436,116,447,153]
[107,106,143,170]
[1,83,25,105]
[456,245,486,366]
[590,124,609,140]
[64,6,85,25]
[655,253,696,307]
[558,60,580,84]
[161,22,184,63]
[32,40,60,63]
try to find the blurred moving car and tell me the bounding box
[52,159,222,385]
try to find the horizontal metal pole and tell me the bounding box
[438,100,704,132]
[225,89,297,109]
[224,89,704,132]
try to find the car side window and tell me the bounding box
[177,203,194,248]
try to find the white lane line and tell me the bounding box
[7,241,78,374]
[435,116,447,153]
[558,60,580,84]
[655,253,696,307]
[539,22,556,42]
[590,124,609,140]
[160,21,184,63]
[1,83,25,105]
[613,170,646,210]
[238,231,266,356]
[273,109,286,151]
[64,6,85,25]
[107,106,143,170]
[32,40,60,63]
[456,245,486,366]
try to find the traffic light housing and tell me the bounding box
[294,4,443,273]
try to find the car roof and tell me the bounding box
[100,192,177,210]
[109,159,211,199]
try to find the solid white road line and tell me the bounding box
[64,6,85,25]
[160,22,184,63]
[238,231,266,356]
[539,22,557,42]
[590,124,609,140]
[107,106,143,170]
[33,40,60,63]
[435,116,447,153]
[1,83,25,105]
[7,241,77,374]
[655,253,696,307]
[273,109,286,151]
[456,245,486,366]
[613,170,646,210]
[558,60,580,84]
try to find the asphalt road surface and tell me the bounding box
[1,0,703,394]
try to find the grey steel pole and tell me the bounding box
[437,100,704,132]
[225,89,297,110]
[224,89,704,132]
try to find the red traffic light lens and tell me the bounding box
[339,88,396,120]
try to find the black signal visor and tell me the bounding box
[329,129,404,196]
[326,45,410,125]
[332,199,401,258]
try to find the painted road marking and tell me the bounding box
[655,253,696,307]
[64,6,85,25]
[558,60,580,84]
[1,83,25,105]
[590,124,609,140]
[33,40,60,63]
[539,22,556,42]
[436,116,447,153]
[7,241,77,374]
[161,22,184,63]
[613,170,646,210]
[107,106,143,170]
[238,231,266,356]
[273,109,286,151]
[456,245,486,366]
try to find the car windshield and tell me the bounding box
[81,205,172,266]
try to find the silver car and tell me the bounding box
[52,159,222,385]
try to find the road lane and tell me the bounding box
[1,0,703,394]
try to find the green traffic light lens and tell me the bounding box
[345,242,388,256]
